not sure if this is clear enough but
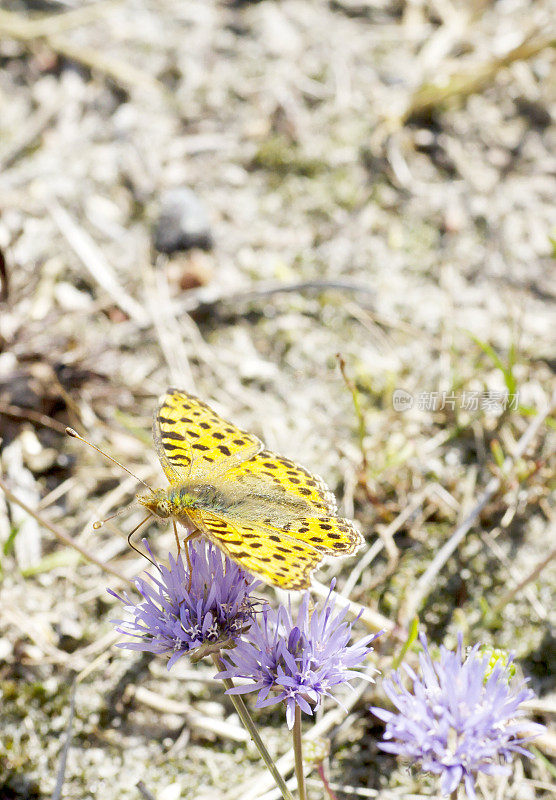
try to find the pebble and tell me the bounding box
[154,187,213,253]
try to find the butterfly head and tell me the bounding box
[137,488,173,519]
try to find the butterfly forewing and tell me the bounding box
[223,449,337,515]
[153,389,262,482]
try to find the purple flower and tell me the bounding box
[217,581,381,728]
[110,541,260,667]
[371,634,545,799]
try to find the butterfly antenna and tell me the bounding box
[66,427,153,491]
[92,500,138,530]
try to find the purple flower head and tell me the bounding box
[217,581,381,728]
[371,633,545,799]
[110,541,260,667]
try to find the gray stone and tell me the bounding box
[154,187,213,253]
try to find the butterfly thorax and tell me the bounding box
[137,483,230,519]
[137,478,312,524]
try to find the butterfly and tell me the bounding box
[129,389,361,590]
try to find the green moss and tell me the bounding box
[251,135,326,178]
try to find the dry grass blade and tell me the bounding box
[342,494,424,597]
[131,686,250,743]
[401,31,556,122]
[492,539,556,614]
[50,202,146,325]
[0,103,59,171]
[51,682,77,800]
[311,579,396,635]
[143,263,195,387]
[0,3,122,40]
[401,392,556,625]
[0,6,163,95]
[0,474,130,583]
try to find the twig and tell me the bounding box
[0,474,130,584]
[307,776,376,798]
[47,37,163,94]
[523,697,556,716]
[480,528,546,620]
[401,392,555,625]
[136,783,157,800]
[341,538,384,599]
[0,401,69,434]
[316,763,340,800]
[0,246,7,302]
[175,279,375,315]
[342,492,426,597]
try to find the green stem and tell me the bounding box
[292,705,306,800]
[212,655,295,800]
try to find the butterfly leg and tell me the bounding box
[172,520,181,555]
[182,528,202,592]
[127,514,156,566]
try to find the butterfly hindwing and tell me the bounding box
[188,509,361,590]
[268,514,362,554]
[153,389,262,482]
[188,509,323,590]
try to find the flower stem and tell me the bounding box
[293,705,307,800]
[317,762,339,800]
[212,655,295,800]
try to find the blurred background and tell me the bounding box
[0,1,555,798]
